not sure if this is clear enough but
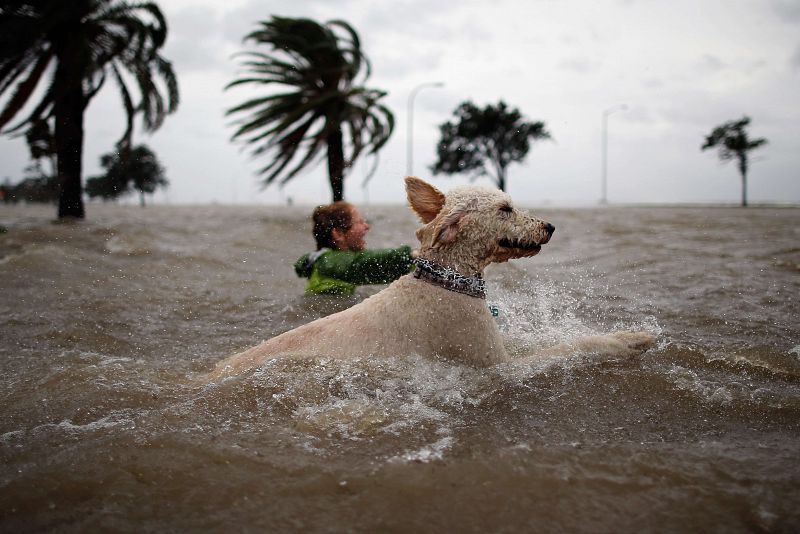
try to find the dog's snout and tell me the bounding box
[538,223,555,244]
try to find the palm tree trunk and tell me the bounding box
[738,155,748,207]
[497,167,507,192]
[54,43,86,219]
[140,190,146,207]
[327,128,345,202]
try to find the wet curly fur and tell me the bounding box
[208,177,655,379]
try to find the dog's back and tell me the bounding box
[210,274,507,379]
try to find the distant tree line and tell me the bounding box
[1,144,168,206]
[1,173,58,204]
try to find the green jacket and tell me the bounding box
[294,246,414,295]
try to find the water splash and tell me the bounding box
[491,277,661,356]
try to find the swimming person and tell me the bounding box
[294,202,416,295]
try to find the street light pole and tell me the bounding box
[601,104,627,205]
[406,82,444,176]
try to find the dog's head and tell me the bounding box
[405,176,554,273]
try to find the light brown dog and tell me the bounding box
[209,177,654,379]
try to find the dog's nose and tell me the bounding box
[545,223,555,236]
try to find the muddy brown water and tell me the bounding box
[1,203,799,532]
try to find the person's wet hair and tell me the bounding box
[312,202,353,250]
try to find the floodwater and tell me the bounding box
[1,203,798,532]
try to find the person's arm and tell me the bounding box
[315,246,414,285]
[294,253,313,277]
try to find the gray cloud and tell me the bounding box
[163,6,229,73]
[356,0,461,85]
[221,0,330,45]
[694,54,771,79]
[696,54,728,74]
[371,48,442,82]
[792,44,800,70]
[643,77,665,89]
[216,0,449,83]
[557,57,599,73]
[770,0,800,22]
[359,0,453,38]
[744,58,768,75]
[619,105,655,124]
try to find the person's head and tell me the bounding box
[312,202,370,251]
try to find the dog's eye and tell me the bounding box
[499,205,513,215]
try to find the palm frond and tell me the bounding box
[155,55,178,113]
[326,19,369,80]
[0,49,53,131]
[229,95,307,140]
[5,72,55,134]
[0,48,42,93]
[225,92,300,116]
[82,68,107,107]
[110,63,135,147]
[278,133,327,185]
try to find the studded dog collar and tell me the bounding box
[412,257,486,299]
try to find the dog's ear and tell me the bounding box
[433,204,470,246]
[405,176,445,223]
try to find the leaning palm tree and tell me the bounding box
[0,0,179,218]
[227,17,394,202]
[701,116,767,207]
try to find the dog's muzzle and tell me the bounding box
[497,238,542,252]
[496,222,554,255]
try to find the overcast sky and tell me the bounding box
[2,0,799,206]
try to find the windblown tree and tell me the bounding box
[86,144,167,206]
[226,16,394,202]
[25,117,56,178]
[0,0,179,218]
[701,116,767,207]
[432,101,551,192]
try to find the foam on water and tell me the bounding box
[667,365,735,405]
[393,436,455,463]
[0,243,69,266]
[104,234,154,256]
[245,354,486,444]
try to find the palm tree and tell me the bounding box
[226,16,394,202]
[0,0,179,218]
[701,116,767,207]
